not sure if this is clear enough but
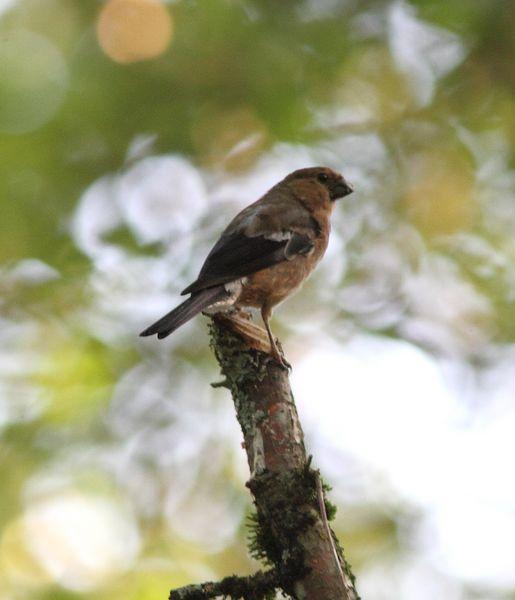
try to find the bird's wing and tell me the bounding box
[181,229,314,295]
[181,198,318,295]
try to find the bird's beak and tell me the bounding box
[331,180,354,200]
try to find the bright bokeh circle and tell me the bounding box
[97,0,173,64]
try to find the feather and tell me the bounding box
[181,232,288,295]
[140,286,229,339]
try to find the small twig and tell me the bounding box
[315,472,347,591]
[315,472,360,599]
[210,379,230,389]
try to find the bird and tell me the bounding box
[140,166,353,367]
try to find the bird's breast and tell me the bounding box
[236,230,329,309]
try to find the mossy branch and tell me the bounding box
[169,314,359,600]
[169,570,280,600]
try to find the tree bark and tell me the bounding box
[169,313,359,600]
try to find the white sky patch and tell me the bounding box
[401,253,493,357]
[388,1,467,106]
[71,175,123,262]
[292,334,515,588]
[72,154,207,257]
[293,335,460,481]
[210,143,317,209]
[0,0,16,16]
[425,503,515,589]
[23,492,140,591]
[118,155,207,244]
[2,259,60,286]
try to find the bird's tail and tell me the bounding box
[140,286,228,339]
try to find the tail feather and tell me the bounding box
[140,286,228,339]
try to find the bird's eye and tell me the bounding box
[317,173,329,183]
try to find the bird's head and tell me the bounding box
[285,166,354,201]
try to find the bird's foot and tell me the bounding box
[270,341,291,371]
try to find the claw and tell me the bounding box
[270,343,292,371]
[274,353,292,371]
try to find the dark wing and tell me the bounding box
[181,231,313,295]
[284,233,314,259]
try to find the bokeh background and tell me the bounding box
[1,1,514,599]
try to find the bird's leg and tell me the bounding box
[261,305,291,370]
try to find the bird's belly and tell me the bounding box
[236,255,317,309]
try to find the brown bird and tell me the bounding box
[140,166,353,367]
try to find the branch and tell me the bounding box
[169,570,280,600]
[169,313,359,600]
